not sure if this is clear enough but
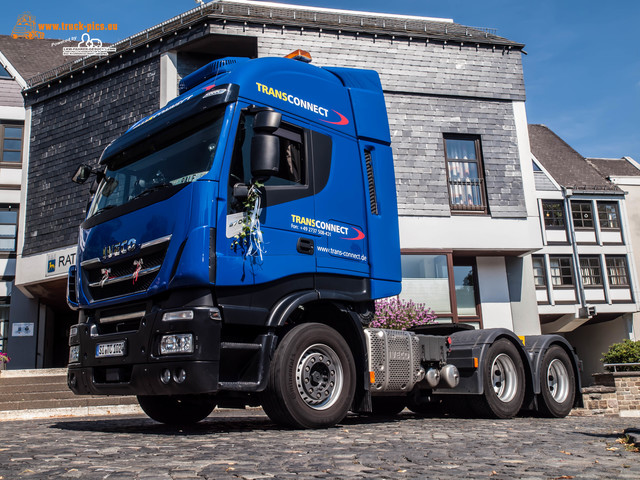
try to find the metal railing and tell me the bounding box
[603,362,640,373]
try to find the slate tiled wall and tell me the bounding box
[23,58,159,255]
[23,18,528,256]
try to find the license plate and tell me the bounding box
[95,340,126,358]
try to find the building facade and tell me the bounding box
[0,36,67,361]
[11,1,541,368]
[529,124,639,383]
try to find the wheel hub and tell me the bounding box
[547,358,569,403]
[296,344,343,410]
[491,353,517,403]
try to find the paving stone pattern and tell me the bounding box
[0,409,638,479]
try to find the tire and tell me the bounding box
[260,323,356,429]
[137,394,216,425]
[538,345,575,418]
[472,338,525,419]
[370,396,406,416]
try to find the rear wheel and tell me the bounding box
[538,346,575,418]
[471,338,525,418]
[137,394,216,425]
[261,323,356,429]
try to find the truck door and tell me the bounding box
[219,104,316,290]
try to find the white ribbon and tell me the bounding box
[245,184,264,260]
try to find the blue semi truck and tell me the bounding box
[67,51,581,428]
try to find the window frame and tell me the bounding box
[227,111,312,214]
[0,122,24,165]
[0,205,18,255]
[443,134,488,215]
[532,255,547,288]
[549,256,575,287]
[571,201,594,229]
[541,200,565,229]
[400,251,483,328]
[597,202,621,230]
[605,256,630,288]
[579,256,602,287]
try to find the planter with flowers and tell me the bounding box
[0,352,9,371]
[370,297,437,330]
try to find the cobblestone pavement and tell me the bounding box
[0,409,638,479]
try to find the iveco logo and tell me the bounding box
[102,238,136,260]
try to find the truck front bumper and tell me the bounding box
[67,304,221,396]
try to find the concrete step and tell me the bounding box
[0,375,68,387]
[0,389,81,402]
[0,395,138,411]
[0,369,138,419]
[0,382,73,394]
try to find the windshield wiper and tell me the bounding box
[130,182,174,201]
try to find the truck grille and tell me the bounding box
[81,235,171,302]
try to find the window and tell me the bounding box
[453,260,479,317]
[400,254,451,317]
[598,202,620,229]
[0,206,18,252]
[571,201,593,229]
[444,135,487,213]
[542,200,565,228]
[532,161,542,172]
[228,112,307,214]
[549,257,574,286]
[0,63,11,78]
[0,299,9,353]
[0,123,23,163]
[606,256,629,286]
[532,256,546,287]
[400,253,481,327]
[579,256,602,286]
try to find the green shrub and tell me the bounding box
[601,339,640,371]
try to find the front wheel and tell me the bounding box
[538,346,575,418]
[261,323,356,429]
[471,338,525,418]
[137,394,216,425]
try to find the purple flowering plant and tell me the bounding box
[370,297,437,331]
[0,352,9,364]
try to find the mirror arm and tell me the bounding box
[233,183,249,199]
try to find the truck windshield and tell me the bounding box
[88,109,225,219]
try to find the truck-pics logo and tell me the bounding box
[11,12,44,39]
[255,82,349,126]
[290,214,364,240]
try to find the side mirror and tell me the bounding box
[251,135,280,179]
[72,164,93,184]
[250,110,282,180]
[254,110,281,133]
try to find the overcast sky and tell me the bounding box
[2,0,639,161]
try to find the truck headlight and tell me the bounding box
[160,334,194,355]
[69,345,80,364]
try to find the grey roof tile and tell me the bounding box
[528,124,621,193]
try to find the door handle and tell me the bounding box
[297,238,314,255]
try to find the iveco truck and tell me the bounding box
[67,51,581,428]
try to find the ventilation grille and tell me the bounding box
[364,150,378,215]
[365,328,423,393]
